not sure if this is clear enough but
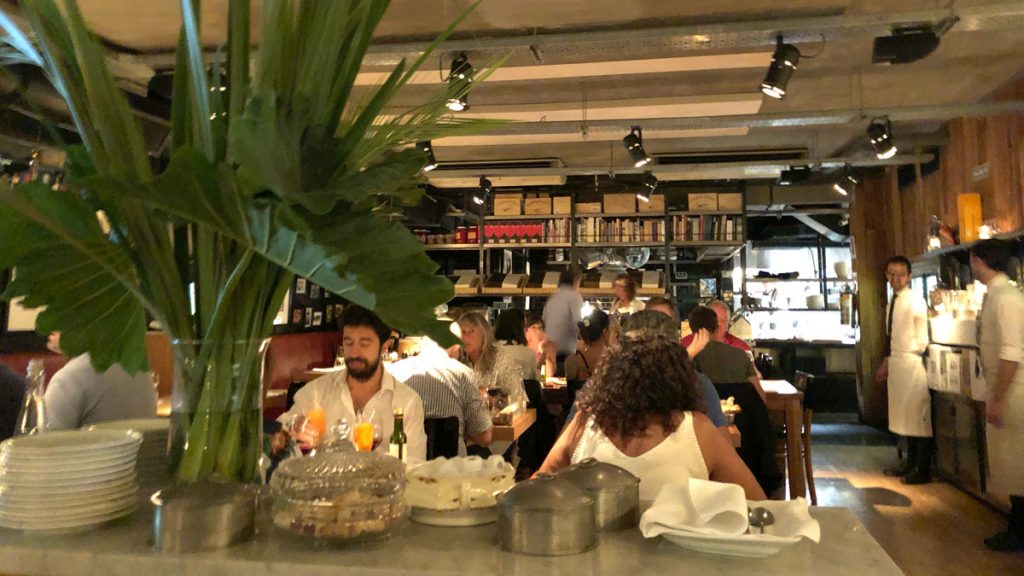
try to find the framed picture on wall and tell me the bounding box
[292,308,303,324]
[304,307,313,328]
[296,278,307,294]
[312,311,323,327]
[310,284,321,299]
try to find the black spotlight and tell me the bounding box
[761,36,801,99]
[636,172,658,203]
[867,117,897,160]
[473,176,492,206]
[622,126,652,168]
[417,141,438,172]
[778,165,811,186]
[833,166,859,196]
[446,53,473,112]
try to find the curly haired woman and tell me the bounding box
[537,333,765,503]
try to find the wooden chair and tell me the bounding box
[793,370,817,505]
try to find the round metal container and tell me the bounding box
[151,479,257,552]
[557,458,640,531]
[496,474,596,556]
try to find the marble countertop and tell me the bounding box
[0,504,903,576]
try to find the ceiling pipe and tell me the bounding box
[441,101,1024,138]
[427,153,933,178]
[791,213,849,243]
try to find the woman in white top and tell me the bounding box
[493,309,542,381]
[538,332,764,503]
[457,312,527,406]
[611,273,645,317]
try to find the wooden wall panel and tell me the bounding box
[886,74,1024,258]
[852,174,893,427]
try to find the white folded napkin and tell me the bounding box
[639,478,821,543]
[640,478,749,537]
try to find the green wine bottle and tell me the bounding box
[388,409,407,462]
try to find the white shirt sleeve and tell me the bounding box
[995,288,1024,363]
[402,389,427,465]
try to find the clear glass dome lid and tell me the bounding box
[270,419,406,499]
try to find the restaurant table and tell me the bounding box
[761,379,806,500]
[489,408,536,457]
[0,501,903,576]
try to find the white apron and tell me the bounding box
[888,351,932,437]
[980,296,1024,503]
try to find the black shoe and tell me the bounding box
[984,531,1024,553]
[901,468,932,485]
[883,463,909,477]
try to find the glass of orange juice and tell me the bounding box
[353,421,374,451]
[305,405,327,446]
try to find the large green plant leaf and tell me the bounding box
[0,182,149,373]
[91,148,455,343]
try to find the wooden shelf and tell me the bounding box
[423,244,481,251]
[669,210,744,216]
[670,240,744,247]
[483,242,572,249]
[575,212,665,219]
[484,214,570,221]
[576,241,667,247]
[746,277,856,283]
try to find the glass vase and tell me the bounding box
[168,338,270,483]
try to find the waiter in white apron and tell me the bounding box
[971,239,1024,553]
[874,255,932,484]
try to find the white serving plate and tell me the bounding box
[661,531,803,558]
[410,506,498,527]
[0,491,137,518]
[0,460,136,484]
[0,467,135,490]
[0,502,137,533]
[0,479,136,508]
[89,418,169,434]
[0,430,142,457]
[0,474,136,498]
[0,452,137,474]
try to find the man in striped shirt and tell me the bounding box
[390,338,493,456]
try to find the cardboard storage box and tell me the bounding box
[552,196,572,214]
[576,202,602,214]
[717,193,743,211]
[603,193,636,213]
[958,193,982,243]
[524,196,553,215]
[687,192,718,211]
[493,194,522,216]
[638,194,666,213]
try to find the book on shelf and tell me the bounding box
[671,214,743,242]
[576,216,665,243]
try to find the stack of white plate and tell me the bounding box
[0,429,142,532]
[91,418,170,489]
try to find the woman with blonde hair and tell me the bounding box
[457,312,527,406]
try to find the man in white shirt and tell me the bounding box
[542,267,584,375]
[42,332,157,430]
[874,256,932,484]
[278,306,426,464]
[971,239,1024,552]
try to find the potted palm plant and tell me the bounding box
[0,0,497,483]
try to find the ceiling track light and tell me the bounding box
[473,175,492,206]
[445,53,473,112]
[622,126,652,168]
[833,166,859,196]
[417,141,438,172]
[867,116,898,160]
[761,35,801,100]
[636,171,658,202]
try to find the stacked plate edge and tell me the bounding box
[90,418,170,490]
[0,429,142,533]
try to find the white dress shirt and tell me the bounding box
[278,366,426,464]
[887,286,929,356]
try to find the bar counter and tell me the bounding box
[0,503,903,576]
